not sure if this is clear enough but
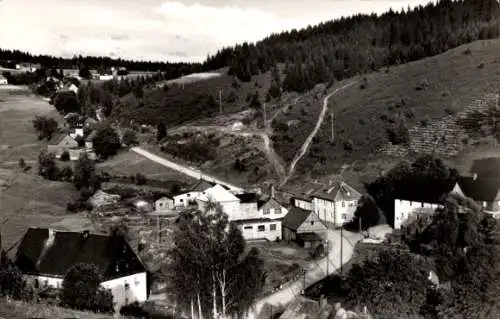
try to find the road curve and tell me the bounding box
[246,229,359,319]
[130,147,245,192]
[280,81,357,187]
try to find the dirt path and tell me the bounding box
[130,147,245,192]
[280,81,357,187]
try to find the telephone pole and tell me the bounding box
[359,217,362,234]
[157,215,160,244]
[340,225,343,274]
[330,110,334,142]
[263,103,267,128]
[325,240,329,276]
[181,73,185,90]
[219,89,222,113]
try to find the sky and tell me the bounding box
[0,0,436,63]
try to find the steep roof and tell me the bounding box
[236,193,261,203]
[48,133,74,145]
[311,181,361,202]
[197,184,240,203]
[282,207,313,231]
[190,179,217,192]
[15,228,146,280]
[456,176,500,202]
[257,197,286,210]
[394,179,456,204]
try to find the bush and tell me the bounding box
[92,124,121,159]
[135,173,147,185]
[60,165,73,182]
[342,139,354,152]
[120,302,149,317]
[60,151,70,161]
[420,119,429,127]
[463,48,472,55]
[32,116,58,140]
[122,129,138,146]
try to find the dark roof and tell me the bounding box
[190,179,215,192]
[257,197,285,209]
[297,232,324,242]
[236,193,261,203]
[311,181,361,202]
[456,176,500,202]
[282,207,312,230]
[15,228,146,280]
[231,218,282,225]
[48,133,72,145]
[394,179,455,204]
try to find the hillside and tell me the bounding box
[285,39,500,178]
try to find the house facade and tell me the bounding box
[258,197,288,219]
[291,196,313,210]
[311,181,361,227]
[173,191,200,208]
[452,175,500,218]
[282,207,328,247]
[155,196,174,211]
[196,184,241,218]
[235,218,282,241]
[47,134,82,160]
[15,228,148,312]
[394,199,442,229]
[0,75,7,85]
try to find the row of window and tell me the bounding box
[263,208,281,215]
[243,224,278,232]
[313,199,358,208]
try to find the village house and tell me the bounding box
[311,181,362,227]
[0,74,8,85]
[393,182,455,229]
[258,196,289,219]
[47,133,83,160]
[155,195,175,212]
[282,206,328,248]
[172,179,216,208]
[15,228,148,312]
[452,174,500,218]
[291,194,313,211]
[196,184,241,217]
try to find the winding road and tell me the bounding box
[280,81,357,187]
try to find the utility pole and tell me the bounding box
[340,225,343,274]
[157,215,160,244]
[330,110,334,142]
[219,89,222,113]
[359,217,362,234]
[263,103,267,128]
[181,73,185,90]
[325,240,329,276]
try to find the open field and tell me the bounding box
[0,298,115,319]
[96,150,197,186]
[0,88,65,164]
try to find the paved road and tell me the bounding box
[246,229,361,319]
[281,81,357,187]
[130,147,245,192]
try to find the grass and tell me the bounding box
[291,39,500,178]
[96,150,196,185]
[0,298,115,319]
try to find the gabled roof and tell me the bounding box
[311,181,361,202]
[48,133,75,145]
[236,193,261,203]
[197,184,240,203]
[155,195,173,202]
[395,179,455,204]
[279,296,333,319]
[15,228,146,280]
[190,179,217,192]
[456,176,500,202]
[257,197,286,210]
[282,207,313,231]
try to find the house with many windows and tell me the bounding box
[311,181,362,227]
[15,228,148,312]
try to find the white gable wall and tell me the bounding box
[25,274,64,289]
[293,198,312,211]
[174,191,200,208]
[155,197,174,211]
[394,199,441,229]
[239,220,282,241]
[101,272,148,312]
[313,197,358,227]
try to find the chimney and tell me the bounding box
[82,230,89,240]
[270,184,275,199]
[319,295,327,309]
[473,173,478,181]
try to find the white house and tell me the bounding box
[311,181,362,227]
[196,184,241,218]
[155,196,174,211]
[394,199,442,230]
[291,195,313,211]
[15,228,148,312]
[173,191,201,208]
[0,75,8,85]
[69,127,84,139]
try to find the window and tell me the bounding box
[244,226,253,230]
[341,213,347,220]
[258,225,265,232]
[270,224,277,231]
[483,201,487,208]
[180,199,184,202]
[311,221,315,225]
[187,193,190,197]
[159,203,163,207]
[264,209,270,215]
[44,280,48,287]
[409,201,412,206]
[341,201,345,207]
[421,202,424,208]
[276,208,281,214]
[125,298,129,305]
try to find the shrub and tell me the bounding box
[60,151,70,161]
[122,129,138,146]
[478,63,485,69]
[387,120,411,145]
[60,165,73,182]
[445,108,455,115]
[120,302,149,317]
[32,116,58,140]
[463,48,472,55]
[135,173,147,185]
[92,124,121,159]
[18,158,26,170]
[342,139,354,152]
[420,119,429,127]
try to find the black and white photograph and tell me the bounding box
[0,0,499,318]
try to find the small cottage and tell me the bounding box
[47,133,82,160]
[282,207,328,248]
[155,196,174,211]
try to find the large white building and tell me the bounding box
[15,228,148,312]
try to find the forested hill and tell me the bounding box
[1,0,499,90]
[206,0,500,92]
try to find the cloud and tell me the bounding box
[0,0,434,62]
